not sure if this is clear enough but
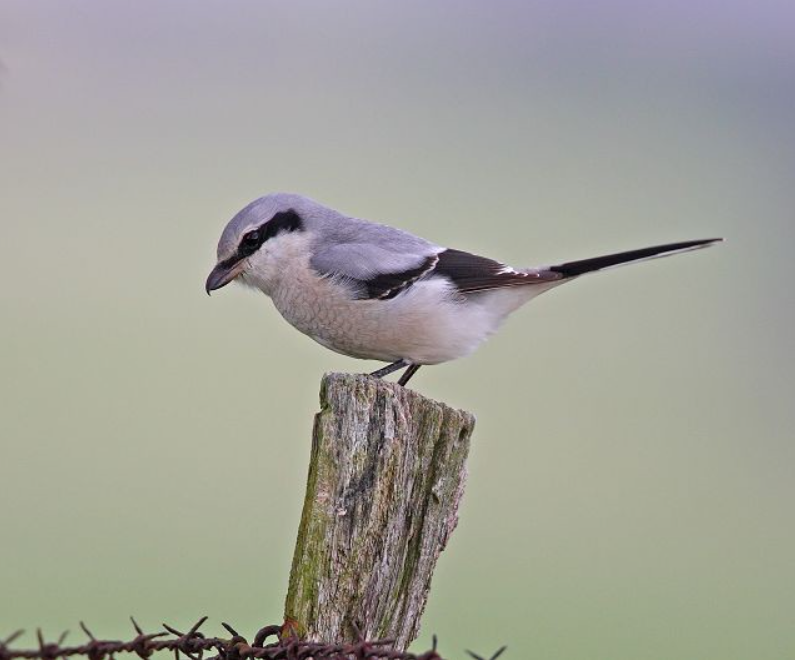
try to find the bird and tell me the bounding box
[206,193,721,386]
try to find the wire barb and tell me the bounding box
[4,632,25,647]
[466,648,507,660]
[79,624,95,642]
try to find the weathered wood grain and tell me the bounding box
[284,373,475,650]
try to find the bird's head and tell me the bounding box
[205,193,323,295]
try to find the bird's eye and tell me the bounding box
[242,230,260,246]
[239,229,263,256]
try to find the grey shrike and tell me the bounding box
[206,193,721,386]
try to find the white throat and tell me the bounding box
[239,231,313,297]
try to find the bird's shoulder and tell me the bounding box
[307,216,441,298]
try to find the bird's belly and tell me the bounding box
[270,276,515,365]
[272,283,398,361]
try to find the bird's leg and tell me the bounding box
[398,364,421,386]
[369,359,408,379]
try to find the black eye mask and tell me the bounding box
[236,209,304,259]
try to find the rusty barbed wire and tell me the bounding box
[0,618,505,660]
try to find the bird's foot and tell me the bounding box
[367,360,422,386]
[368,359,408,379]
[398,364,421,386]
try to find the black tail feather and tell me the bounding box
[549,238,722,278]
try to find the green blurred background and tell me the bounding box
[1,2,793,658]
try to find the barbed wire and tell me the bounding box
[0,618,505,660]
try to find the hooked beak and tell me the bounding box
[205,260,245,295]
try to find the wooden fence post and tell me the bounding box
[284,373,475,650]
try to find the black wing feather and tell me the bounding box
[356,248,556,300]
[360,254,439,300]
[434,249,558,293]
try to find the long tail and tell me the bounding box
[548,238,723,278]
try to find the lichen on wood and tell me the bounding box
[284,373,475,650]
